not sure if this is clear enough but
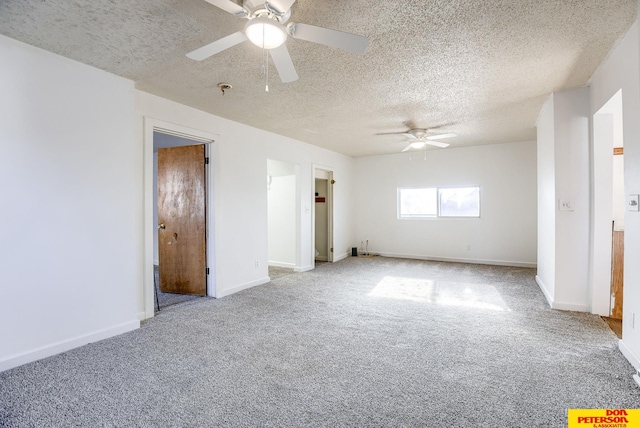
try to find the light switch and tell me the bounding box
[558,199,574,212]
[628,195,639,212]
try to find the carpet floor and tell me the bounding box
[268,266,295,281]
[1,257,638,427]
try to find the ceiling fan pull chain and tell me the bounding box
[265,55,269,92]
[260,26,266,76]
[263,25,269,92]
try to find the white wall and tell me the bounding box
[536,96,556,301]
[352,141,537,267]
[592,102,616,316]
[268,172,296,268]
[555,87,591,310]
[589,17,640,372]
[0,35,141,371]
[135,91,354,302]
[536,87,591,311]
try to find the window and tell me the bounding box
[398,188,437,217]
[438,187,480,217]
[398,186,480,219]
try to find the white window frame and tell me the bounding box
[397,186,481,219]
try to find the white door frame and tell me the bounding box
[143,117,220,319]
[312,165,334,266]
[266,159,300,270]
[590,90,623,316]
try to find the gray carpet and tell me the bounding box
[1,257,639,427]
[268,265,295,281]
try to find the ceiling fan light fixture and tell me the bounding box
[410,142,426,149]
[245,17,287,49]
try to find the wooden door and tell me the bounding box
[157,145,207,295]
[611,230,624,319]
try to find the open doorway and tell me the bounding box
[153,132,211,310]
[314,167,334,266]
[143,118,218,319]
[267,159,298,280]
[591,89,624,334]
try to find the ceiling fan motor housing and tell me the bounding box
[244,0,292,21]
[406,129,428,139]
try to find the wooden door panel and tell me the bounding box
[158,145,206,295]
[611,230,624,319]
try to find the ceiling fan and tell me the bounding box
[187,0,369,83]
[382,128,457,152]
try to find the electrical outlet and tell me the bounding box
[255,260,260,268]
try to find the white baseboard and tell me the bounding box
[334,252,349,262]
[550,301,589,312]
[535,275,553,308]
[378,252,537,268]
[0,319,140,373]
[216,276,270,298]
[268,261,295,268]
[295,265,314,273]
[137,311,147,321]
[620,339,640,371]
[534,275,589,312]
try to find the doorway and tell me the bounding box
[267,159,298,279]
[591,89,625,322]
[314,167,334,265]
[154,133,210,310]
[143,119,218,319]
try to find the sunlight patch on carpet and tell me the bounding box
[368,277,435,303]
[369,276,510,311]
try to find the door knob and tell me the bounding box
[158,223,166,230]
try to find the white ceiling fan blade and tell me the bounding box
[402,133,419,140]
[186,31,247,60]
[425,141,450,148]
[426,132,457,140]
[269,44,299,83]
[290,23,368,53]
[267,0,296,14]
[375,131,406,136]
[401,144,413,152]
[204,0,246,15]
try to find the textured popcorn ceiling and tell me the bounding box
[0,0,636,157]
